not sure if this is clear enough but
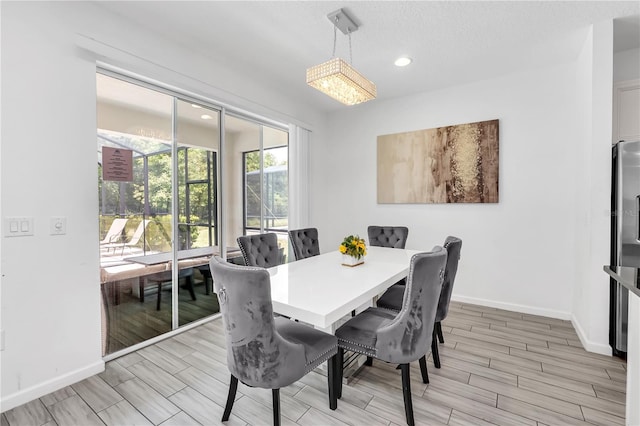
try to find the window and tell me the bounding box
[243,146,288,234]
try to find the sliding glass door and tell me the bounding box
[97,73,221,354]
[97,71,289,356]
[225,114,289,262]
[97,74,176,353]
[175,99,220,327]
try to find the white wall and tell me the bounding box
[312,62,581,320]
[1,2,104,411]
[614,48,640,82]
[0,1,4,389]
[311,22,616,355]
[571,21,615,356]
[572,27,596,352]
[0,0,3,356]
[582,21,614,354]
[0,2,324,411]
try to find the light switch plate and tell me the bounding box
[4,217,34,237]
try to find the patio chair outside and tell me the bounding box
[101,219,151,255]
[122,219,151,254]
[99,218,128,252]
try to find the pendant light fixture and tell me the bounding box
[306,8,376,106]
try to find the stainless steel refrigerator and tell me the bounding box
[610,140,640,357]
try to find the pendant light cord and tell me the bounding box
[348,31,353,65]
[331,16,354,65]
[332,22,337,58]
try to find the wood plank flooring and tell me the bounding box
[2,302,627,426]
[104,275,220,354]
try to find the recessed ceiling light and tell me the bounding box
[394,57,412,67]
[191,104,202,108]
[201,114,213,120]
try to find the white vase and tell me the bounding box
[341,254,364,267]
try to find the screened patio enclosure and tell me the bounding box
[244,164,288,234]
[98,129,218,255]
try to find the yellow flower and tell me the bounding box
[340,234,367,259]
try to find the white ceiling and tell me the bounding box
[95,1,639,112]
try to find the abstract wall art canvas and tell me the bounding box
[377,119,499,204]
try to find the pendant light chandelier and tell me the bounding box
[306,8,376,106]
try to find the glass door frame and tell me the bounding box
[98,66,290,357]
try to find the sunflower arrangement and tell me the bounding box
[339,235,367,260]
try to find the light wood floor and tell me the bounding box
[2,302,627,426]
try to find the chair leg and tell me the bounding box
[186,276,197,301]
[156,282,162,311]
[400,364,415,426]
[327,354,337,410]
[272,389,281,426]
[418,355,429,384]
[432,329,441,369]
[336,348,344,399]
[436,321,444,343]
[364,356,373,366]
[222,375,238,421]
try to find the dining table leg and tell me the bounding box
[312,308,370,383]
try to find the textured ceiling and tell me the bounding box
[95,1,640,112]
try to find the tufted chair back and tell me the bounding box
[367,226,409,249]
[237,233,281,268]
[209,256,306,388]
[288,228,320,260]
[334,246,446,426]
[436,236,462,322]
[375,247,447,363]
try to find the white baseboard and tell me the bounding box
[571,314,612,356]
[451,295,572,320]
[1,360,105,413]
[450,295,613,356]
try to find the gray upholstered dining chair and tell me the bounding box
[377,236,462,370]
[367,225,409,249]
[145,268,195,311]
[366,225,410,318]
[432,236,462,355]
[209,256,338,425]
[237,233,282,268]
[335,247,447,426]
[288,228,320,260]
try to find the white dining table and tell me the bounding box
[267,246,421,332]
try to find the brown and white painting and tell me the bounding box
[377,119,499,204]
